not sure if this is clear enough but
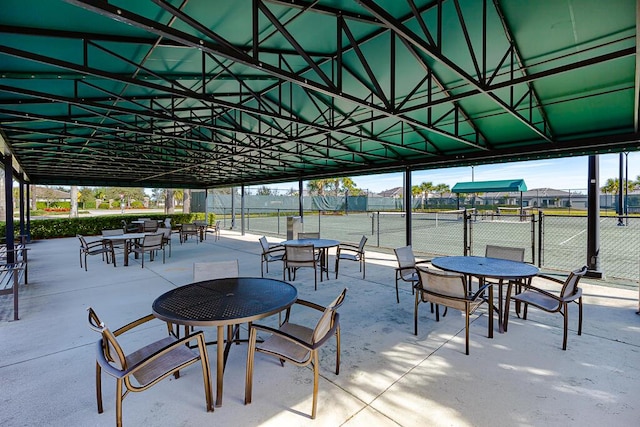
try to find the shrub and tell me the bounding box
[0,214,197,240]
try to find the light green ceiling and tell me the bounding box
[0,0,638,188]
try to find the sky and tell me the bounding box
[258,152,640,194]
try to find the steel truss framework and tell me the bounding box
[0,0,638,188]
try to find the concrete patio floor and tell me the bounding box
[1,230,639,426]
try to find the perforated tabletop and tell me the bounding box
[152,277,297,327]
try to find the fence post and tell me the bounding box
[277,209,280,235]
[463,209,470,255]
[538,211,544,267]
[530,213,536,264]
[377,211,380,247]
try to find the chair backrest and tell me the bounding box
[143,233,164,247]
[143,220,158,232]
[298,232,320,239]
[77,235,89,250]
[357,235,368,251]
[259,236,270,253]
[182,223,196,232]
[157,227,171,238]
[193,260,239,282]
[194,220,207,227]
[285,245,316,267]
[485,245,525,262]
[560,266,588,299]
[312,288,347,344]
[87,307,127,371]
[417,267,467,299]
[394,245,416,269]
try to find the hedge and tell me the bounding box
[0,213,212,240]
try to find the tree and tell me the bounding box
[307,177,361,196]
[257,186,274,196]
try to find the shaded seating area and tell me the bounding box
[1,234,639,426]
[87,307,213,426]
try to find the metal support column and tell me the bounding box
[19,174,25,240]
[586,155,602,277]
[298,179,304,220]
[3,154,15,263]
[26,183,31,242]
[240,184,245,236]
[403,168,412,246]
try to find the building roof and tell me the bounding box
[1,1,638,188]
[452,179,527,194]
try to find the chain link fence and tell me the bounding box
[203,194,638,284]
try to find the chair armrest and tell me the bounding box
[112,313,156,337]
[471,282,493,301]
[518,284,563,302]
[535,274,566,286]
[415,259,432,265]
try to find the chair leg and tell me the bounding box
[335,258,339,279]
[414,293,419,335]
[562,303,569,350]
[577,297,583,336]
[244,328,257,405]
[465,309,470,355]
[311,351,319,419]
[115,378,123,427]
[395,277,400,304]
[335,325,341,375]
[95,363,103,414]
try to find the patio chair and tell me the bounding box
[130,233,164,268]
[298,232,320,239]
[485,244,526,317]
[245,288,347,419]
[87,308,213,427]
[284,244,319,290]
[180,223,199,244]
[393,245,431,303]
[210,220,221,241]
[415,267,492,355]
[101,229,125,251]
[193,260,239,282]
[334,235,367,279]
[78,235,116,271]
[142,220,158,233]
[121,220,139,233]
[504,266,588,350]
[157,227,172,257]
[259,236,285,277]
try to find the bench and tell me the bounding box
[0,244,29,321]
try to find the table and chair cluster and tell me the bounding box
[84,230,588,424]
[87,248,349,425]
[394,244,588,355]
[77,218,222,269]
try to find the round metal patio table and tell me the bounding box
[152,277,298,407]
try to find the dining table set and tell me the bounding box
[430,254,539,333]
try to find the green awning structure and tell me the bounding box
[0,1,639,188]
[451,179,527,194]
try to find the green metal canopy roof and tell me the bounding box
[1,1,639,188]
[452,179,527,194]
